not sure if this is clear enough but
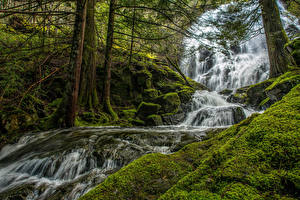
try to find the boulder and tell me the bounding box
[155,93,181,114]
[143,89,159,102]
[137,102,161,120]
[145,115,163,126]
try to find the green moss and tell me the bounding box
[155,92,181,114]
[143,89,159,101]
[266,70,300,91]
[259,97,270,107]
[80,84,300,200]
[137,102,161,119]
[178,88,195,104]
[146,114,163,126]
[120,109,137,119]
[79,153,194,200]
[136,70,152,89]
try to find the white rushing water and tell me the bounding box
[0,126,210,200]
[181,0,299,127]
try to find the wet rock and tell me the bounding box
[162,113,186,125]
[266,75,300,102]
[145,115,163,126]
[191,106,246,126]
[228,80,274,109]
[219,89,233,96]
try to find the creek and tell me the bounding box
[0,1,299,199]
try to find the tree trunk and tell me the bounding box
[79,0,99,110]
[49,0,87,128]
[102,0,118,121]
[260,0,292,78]
[128,0,136,66]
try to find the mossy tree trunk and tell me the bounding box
[260,0,292,78]
[79,0,99,110]
[102,0,118,121]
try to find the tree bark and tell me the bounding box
[49,0,87,128]
[128,0,136,66]
[260,0,292,78]
[103,0,118,120]
[79,0,99,110]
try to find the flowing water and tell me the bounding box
[0,126,214,199]
[180,0,300,126]
[1,1,299,199]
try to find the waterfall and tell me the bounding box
[181,0,299,127]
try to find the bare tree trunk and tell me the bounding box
[65,0,87,127]
[103,0,118,121]
[260,0,292,78]
[79,0,99,110]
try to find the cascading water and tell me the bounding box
[181,0,300,127]
[0,1,299,200]
[0,126,211,200]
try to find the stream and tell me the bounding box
[0,1,299,199]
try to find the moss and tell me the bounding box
[155,92,181,114]
[143,89,159,101]
[266,70,300,92]
[259,97,271,107]
[75,112,110,126]
[120,109,137,119]
[79,153,194,200]
[80,84,300,200]
[136,70,152,89]
[129,118,145,126]
[292,50,300,66]
[145,114,163,126]
[137,102,161,120]
[178,88,195,104]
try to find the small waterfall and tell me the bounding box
[183,91,247,127]
[181,0,299,126]
[0,126,211,200]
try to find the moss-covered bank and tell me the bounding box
[80,83,300,200]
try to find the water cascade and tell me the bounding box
[181,0,299,127]
[0,127,210,199]
[0,1,299,200]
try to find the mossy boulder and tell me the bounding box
[177,88,195,104]
[145,115,163,126]
[135,70,152,89]
[265,70,300,102]
[155,92,181,114]
[137,102,161,120]
[143,89,159,101]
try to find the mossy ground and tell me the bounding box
[80,84,300,200]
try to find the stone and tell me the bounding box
[145,115,163,126]
[155,93,181,114]
[137,102,161,120]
